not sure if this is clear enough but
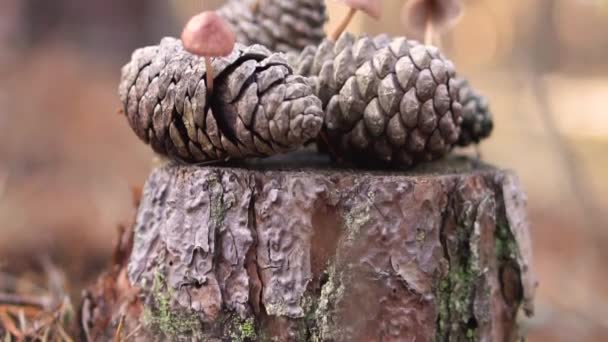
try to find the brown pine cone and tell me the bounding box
[218,0,327,54]
[290,33,464,167]
[119,37,324,163]
[454,78,493,146]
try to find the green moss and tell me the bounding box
[436,279,450,336]
[435,199,483,341]
[207,173,230,229]
[229,317,257,342]
[437,196,524,341]
[467,328,475,340]
[142,272,260,341]
[295,295,319,341]
[495,220,518,261]
[240,319,255,338]
[450,268,472,315]
[264,302,296,317]
[142,272,202,340]
[416,228,427,243]
[313,263,348,341]
[287,264,349,342]
[436,261,479,340]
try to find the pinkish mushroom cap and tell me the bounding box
[402,0,462,35]
[336,0,382,19]
[181,11,236,57]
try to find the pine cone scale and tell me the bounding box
[454,78,494,146]
[219,0,327,54]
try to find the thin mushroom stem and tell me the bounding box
[250,0,260,13]
[205,57,214,93]
[330,7,357,42]
[424,20,435,45]
[201,0,212,93]
[114,315,125,342]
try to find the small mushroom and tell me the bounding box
[250,0,261,13]
[330,0,383,42]
[182,11,236,93]
[401,0,462,45]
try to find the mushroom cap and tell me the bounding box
[336,0,382,19]
[402,0,462,34]
[181,11,236,57]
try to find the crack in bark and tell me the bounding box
[245,177,264,315]
[209,171,225,281]
[436,179,458,342]
[226,228,240,266]
[491,175,526,314]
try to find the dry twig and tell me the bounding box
[114,315,125,342]
[122,323,142,341]
[0,292,48,309]
[0,309,23,339]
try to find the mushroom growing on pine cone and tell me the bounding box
[331,0,383,41]
[118,38,324,163]
[291,33,464,166]
[181,11,236,93]
[401,0,462,44]
[400,0,492,147]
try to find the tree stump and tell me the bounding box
[82,155,536,342]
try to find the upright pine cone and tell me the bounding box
[454,78,494,146]
[119,37,324,163]
[218,0,327,54]
[290,33,463,166]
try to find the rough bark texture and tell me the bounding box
[82,156,536,342]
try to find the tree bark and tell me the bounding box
[82,155,536,342]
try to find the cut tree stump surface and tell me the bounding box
[84,155,537,341]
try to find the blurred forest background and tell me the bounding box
[0,0,607,340]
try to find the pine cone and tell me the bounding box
[118,37,324,163]
[454,78,493,146]
[291,33,463,166]
[218,0,327,54]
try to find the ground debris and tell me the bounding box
[0,260,75,341]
